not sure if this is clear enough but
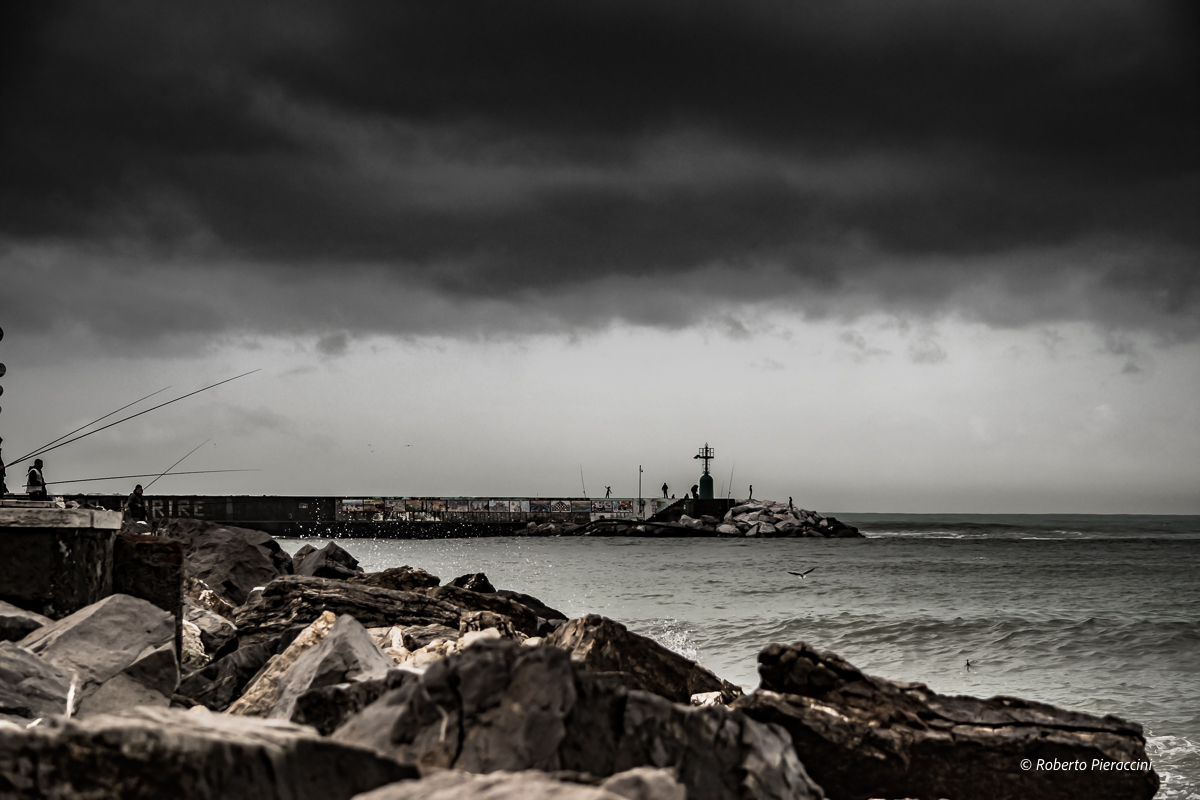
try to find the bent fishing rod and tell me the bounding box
[4,370,260,469]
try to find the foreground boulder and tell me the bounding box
[0,706,415,800]
[334,638,823,800]
[161,519,293,606]
[235,575,462,652]
[18,594,178,716]
[353,767,686,800]
[176,643,270,711]
[547,615,741,705]
[292,668,412,736]
[0,641,73,724]
[734,641,1158,800]
[0,601,50,643]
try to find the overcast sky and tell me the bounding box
[1,1,1197,513]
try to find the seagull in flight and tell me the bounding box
[788,567,817,579]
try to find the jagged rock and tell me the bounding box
[352,768,687,800]
[183,574,236,622]
[716,524,739,536]
[757,522,778,536]
[290,543,318,572]
[292,668,412,736]
[333,638,820,800]
[295,541,363,580]
[268,615,394,722]
[546,615,741,705]
[234,575,462,652]
[744,523,762,538]
[183,597,237,660]
[160,519,293,606]
[494,589,567,621]
[0,706,415,800]
[349,566,441,593]
[370,624,460,652]
[735,641,1158,800]
[181,620,208,668]
[428,585,539,637]
[459,610,522,640]
[176,642,270,711]
[0,641,74,723]
[19,594,178,717]
[447,572,496,593]
[0,600,50,643]
[228,612,338,717]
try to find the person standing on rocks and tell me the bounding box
[661,482,668,498]
[126,484,148,521]
[691,484,699,499]
[748,485,753,500]
[25,458,47,500]
[0,436,7,495]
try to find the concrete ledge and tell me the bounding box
[0,508,124,529]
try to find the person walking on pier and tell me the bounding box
[605,486,612,498]
[126,484,148,521]
[0,437,7,495]
[25,459,47,500]
[661,482,668,498]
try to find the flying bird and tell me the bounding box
[788,567,817,579]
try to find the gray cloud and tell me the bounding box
[0,1,1196,351]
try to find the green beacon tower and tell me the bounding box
[694,443,715,500]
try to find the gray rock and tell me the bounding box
[546,615,741,705]
[183,598,237,660]
[716,524,740,536]
[735,641,1158,800]
[176,642,270,711]
[0,600,51,643]
[295,541,363,580]
[0,706,415,800]
[352,768,686,800]
[292,668,412,736]
[494,589,567,621]
[0,641,73,723]
[429,585,539,637]
[160,519,292,606]
[348,566,441,593]
[290,543,318,572]
[334,638,820,800]
[19,594,178,716]
[447,572,496,593]
[397,624,461,651]
[235,575,463,653]
[270,614,394,722]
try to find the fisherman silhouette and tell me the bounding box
[25,459,47,500]
[605,486,611,498]
[126,484,148,521]
[661,482,668,498]
[748,484,753,500]
[0,436,7,495]
[691,484,699,499]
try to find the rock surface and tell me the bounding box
[0,641,74,723]
[161,519,293,605]
[176,643,270,711]
[183,597,237,660]
[0,601,50,643]
[447,572,496,592]
[734,641,1158,800]
[291,668,412,735]
[334,638,822,800]
[18,594,179,716]
[352,768,687,800]
[0,706,415,800]
[234,575,462,652]
[547,615,741,705]
[348,566,441,593]
[428,585,539,637]
[294,541,363,580]
[228,611,338,717]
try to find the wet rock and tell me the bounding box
[447,572,496,593]
[176,642,270,711]
[0,706,416,800]
[228,612,338,717]
[268,615,393,722]
[0,641,74,723]
[161,519,293,606]
[295,541,363,580]
[716,524,740,536]
[19,594,178,717]
[349,566,441,593]
[352,768,687,800]
[0,600,50,643]
[234,575,462,652]
[428,585,539,637]
[546,615,741,705]
[735,641,1158,800]
[333,638,820,800]
[183,597,237,661]
[290,543,318,572]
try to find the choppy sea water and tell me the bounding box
[279,513,1200,799]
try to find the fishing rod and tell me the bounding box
[7,386,172,467]
[4,370,260,469]
[145,439,210,490]
[44,469,258,486]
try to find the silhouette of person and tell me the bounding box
[605,486,611,498]
[789,496,793,510]
[690,484,699,499]
[748,484,753,500]
[26,459,47,500]
[661,482,668,498]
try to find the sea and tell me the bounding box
[279,513,1200,799]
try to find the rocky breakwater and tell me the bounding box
[704,501,861,538]
[0,519,1158,799]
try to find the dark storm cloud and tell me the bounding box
[1,0,1197,345]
